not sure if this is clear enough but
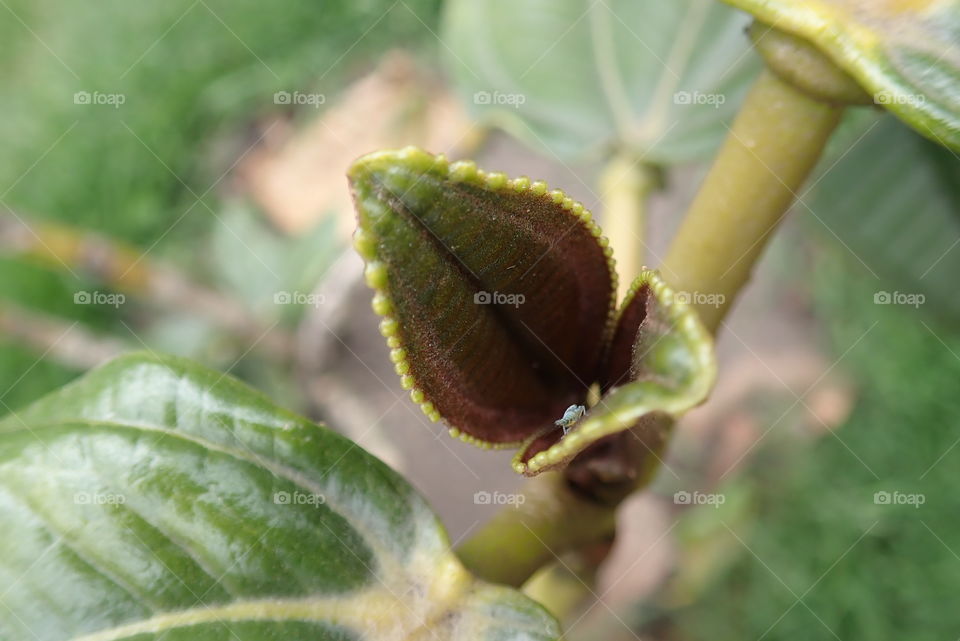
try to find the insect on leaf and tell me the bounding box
[512,270,716,475]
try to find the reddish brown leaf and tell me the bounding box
[348,147,616,447]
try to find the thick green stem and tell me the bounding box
[522,563,592,622]
[456,473,615,587]
[521,543,608,624]
[600,155,657,300]
[660,68,843,332]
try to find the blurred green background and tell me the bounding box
[2,1,958,639]
[0,0,441,408]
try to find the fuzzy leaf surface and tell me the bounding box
[349,148,616,448]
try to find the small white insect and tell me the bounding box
[554,404,586,435]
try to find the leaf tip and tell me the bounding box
[348,145,447,184]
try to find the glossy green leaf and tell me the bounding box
[808,114,960,319]
[513,270,716,476]
[723,0,960,151]
[348,147,617,449]
[441,0,761,163]
[0,352,559,641]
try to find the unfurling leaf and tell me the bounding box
[0,353,560,640]
[723,0,960,151]
[513,270,716,476]
[348,149,715,476]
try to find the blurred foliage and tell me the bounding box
[0,0,442,410]
[208,203,340,322]
[0,257,116,407]
[442,0,760,163]
[0,0,441,242]
[442,0,960,323]
[666,244,960,640]
[808,114,960,322]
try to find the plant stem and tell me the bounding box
[600,154,657,300]
[522,544,607,624]
[456,473,616,587]
[659,68,843,332]
[523,563,592,622]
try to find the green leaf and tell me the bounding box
[348,147,616,449]
[723,0,960,151]
[441,0,761,163]
[0,352,559,641]
[808,114,960,320]
[512,270,716,476]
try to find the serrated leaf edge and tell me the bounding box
[352,146,619,450]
